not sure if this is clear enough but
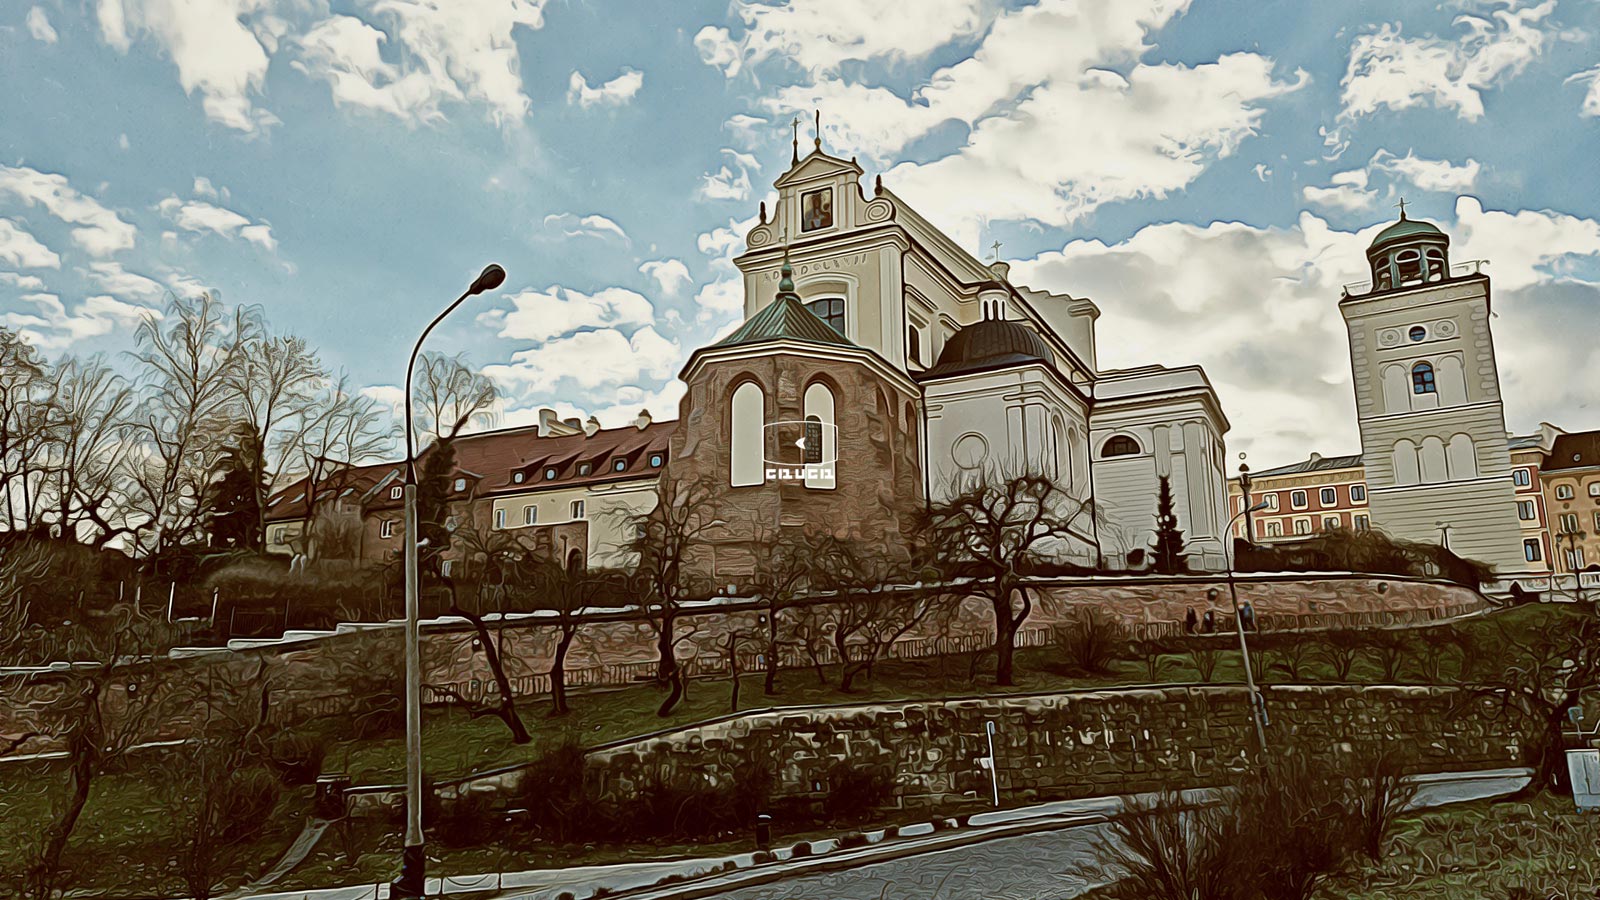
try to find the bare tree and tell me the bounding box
[921,468,1093,685]
[125,293,258,558]
[809,537,934,693]
[749,530,816,696]
[523,554,616,717]
[0,540,49,668]
[290,374,391,561]
[41,356,136,547]
[0,328,55,533]
[623,475,719,717]
[427,527,531,743]
[1317,630,1365,681]
[411,351,497,445]
[228,328,325,547]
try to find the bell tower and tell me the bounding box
[1340,207,1527,574]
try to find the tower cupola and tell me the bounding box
[1365,201,1450,292]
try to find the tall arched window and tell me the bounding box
[1411,362,1436,394]
[805,298,845,335]
[1419,436,1447,483]
[803,416,822,463]
[1446,434,1478,480]
[1102,435,1141,458]
[1392,438,1420,485]
[1395,248,1423,286]
[730,381,765,487]
[802,382,836,490]
[1424,247,1447,281]
[1050,415,1067,481]
[1436,356,1466,405]
[1381,364,1409,413]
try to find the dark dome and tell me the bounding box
[1369,216,1446,252]
[924,318,1054,378]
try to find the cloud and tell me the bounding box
[638,259,691,297]
[724,113,768,147]
[476,285,654,343]
[540,213,628,242]
[0,165,137,256]
[2,292,160,350]
[482,325,681,394]
[27,6,58,43]
[192,176,224,200]
[695,0,993,77]
[1340,1,1559,121]
[1008,201,1600,465]
[293,1,548,126]
[82,260,167,301]
[1369,150,1480,192]
[0,272,47,292]
[1567,65,1600,118]
[697,149,759,201]
[566,69,643,108]
[1302,169,1378,212]
[0,218,62,269]
[157,192,277,251]
[693,278,744,323]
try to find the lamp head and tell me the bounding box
[469,263,507,295]
[1249,500,1269,512]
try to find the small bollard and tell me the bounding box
[754,813,773,850]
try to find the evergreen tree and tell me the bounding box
[415,438,457,577]
[204,424,265,551]
[1150,474,1188,574]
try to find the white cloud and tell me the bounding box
[1253,164,1272,182]
[3,292,160,350]
[476,285,654,343]
[695,0,993,77]
[566,69,643,108]
[117,133,130,150]
[638,259,692,297]
[724,113,768,147]
[0,218,62,269]
[1369,150,1480,192]
[157,194,277,250]
[697,149,758,201]
[1567,65,1600,118]
[293,1,548,126]
[0,165,137,256]
[1340,1,1559,121]
[82,260,167,301]
[192,176,224,200]
[1302,168,1378,212]
[693,278,744,323]
[0,272,47,292]
[27,6,58,43]
[482,325,681,394]
[1451,196,1600,291]
[540,213,628,242]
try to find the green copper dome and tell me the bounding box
[1369,216,1446,252]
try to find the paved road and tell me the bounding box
[697,770,1528,900]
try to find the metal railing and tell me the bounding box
[1342,259,1488,297]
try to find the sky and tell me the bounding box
[1,0,1598,469]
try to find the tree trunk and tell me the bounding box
[656,667,685,717]
[548,629,573,717]
[32,737,96,898]
[450,604,530,744]
[763,616,779,696]
[993,596,1018,686]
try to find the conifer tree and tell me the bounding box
[1151,474,1188,574]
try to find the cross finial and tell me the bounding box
[791,115,800,165]
[989,239,1003,262]
[813,109,822,151]
[1395,197,1408,220]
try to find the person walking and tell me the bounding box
[1184,607,1198,635]
[1241,601,1257,632]
[1201,609,1215,634]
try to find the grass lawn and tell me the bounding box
[1313,793,1600,898]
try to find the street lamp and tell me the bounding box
[393,263,506,900]
[1221,500,1271,755]
[1238,455,1255,545]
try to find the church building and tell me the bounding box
[669,128,1233,580]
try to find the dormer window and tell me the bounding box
[578,463,592,476]
[513,471,524,484]
[545,467,558,480]
[452,477,466,492]
[390,486,402,500]
[613,459,627,472]
[650,453,663,467]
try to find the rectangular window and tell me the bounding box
[1566,548,1586,571]
[1266,521,1282,537]
[1323,516,1340,530]
[1594,511,1600,533]
[1556,484,1575,500]
[1353,515,1369,531]
[1294,518,1312,535]
[1589,482,1600,497]
[570,500,585,519]
[440,559,453,578]
[1525,539,1542,562]
[1518,500,1536,521]
[1319,487,1336,505]
[390,485,402,500]
[1560,513,1580,533]
[1513,468,1531,487]
[1351,484,1366,502]
[1290,490,1308,509]
[494,509,506,529]
[380,520,394,538]
[1263,493,1279,511]
[523,505,536,525]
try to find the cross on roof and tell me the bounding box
[989,239,1003,261]
[1396,197,1408,220]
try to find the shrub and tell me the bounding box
[822,760,894,822]
[837,831,868,849]
[883,825,899,839]
[790,841,812,857]
[752,851,773,864]
[515,740,594,843]
[428,790,502,849]
[1056,610,1126,676]
[264,731,326,786]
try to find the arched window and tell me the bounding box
[1411,362,1436,394]
[730,381,765,487]
[1392,439,1420,485]
[566,548,584,574]
[1380,364,1409,413]
[1446,434,1477,480]
[1050,415,1067,481]
[802,382,836,489]
[1424,247,1447,281]
[1419,436,1447,483]
[1395,248,1423,286]
[806,298,845,335]
[1436,356,1466,405]
[1102,435,1141,458]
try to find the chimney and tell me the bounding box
[634,408,652,430]
[537,408,558,437]
[537,409,582,437]
[584,416,601,437]
[563,417,581,430]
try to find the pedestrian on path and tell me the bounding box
[1241,601,1257,632]
[1184,607,1198,635]
[1201,610,1215,634]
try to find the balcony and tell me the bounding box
[1342,259,1488,299]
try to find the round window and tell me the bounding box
[1408,325,1426,342]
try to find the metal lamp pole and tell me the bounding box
[1225,501,1270,755]
[392,264,506,900]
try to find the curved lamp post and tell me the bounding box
[393,263,506,899]
[1220,500,1271,756]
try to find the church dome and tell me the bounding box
[1369,216,1446,252]
[922,318,1055,379]
[1363,208,1452,293]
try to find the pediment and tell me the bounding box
[773,150,864,188]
